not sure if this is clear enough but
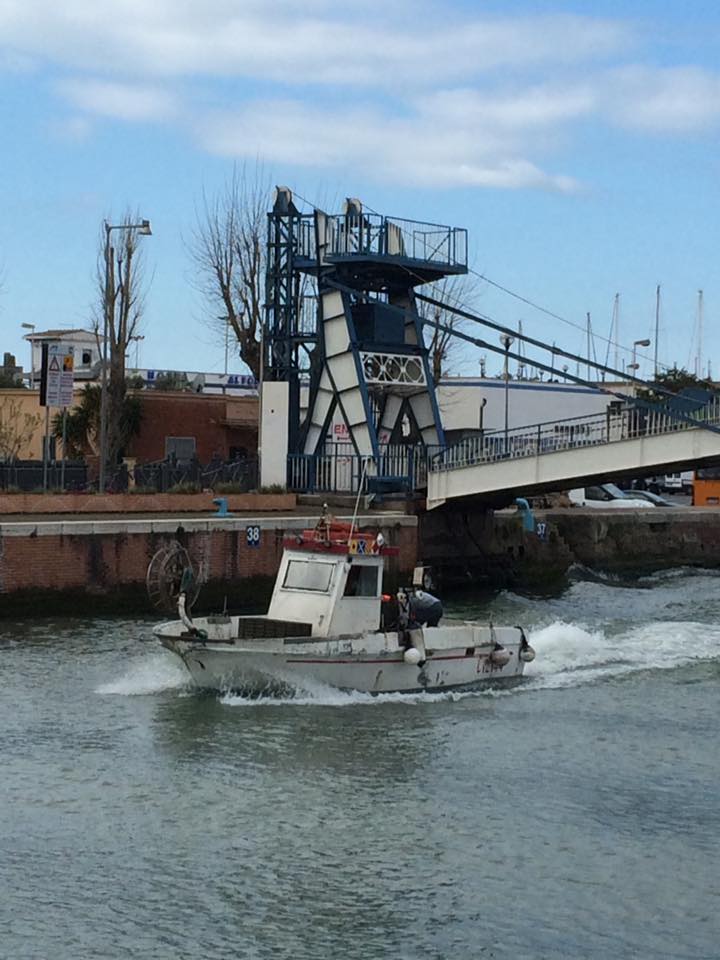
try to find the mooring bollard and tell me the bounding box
[212,496,232,517]
[514,497,535,533]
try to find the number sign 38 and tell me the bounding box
[246,525,261,548]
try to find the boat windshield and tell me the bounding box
[282,559,334,592]
[343,564,379,597]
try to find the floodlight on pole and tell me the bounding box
[99,219,152,493]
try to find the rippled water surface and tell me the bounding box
[1,569,719,959]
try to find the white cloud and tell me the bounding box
[2,2,720,190]
[603,66,720,133]
[0,3,632,86]
[57,79,178,121]
[196,98,580,191]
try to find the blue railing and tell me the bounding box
[288,444,444,494]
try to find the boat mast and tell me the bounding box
[654,284,660,378]
[696,289,704,378]
[613,293,621,372]
[586,311,592,382]
[606,293,620,377]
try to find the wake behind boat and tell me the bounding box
[152,513,535,695]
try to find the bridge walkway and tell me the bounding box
[427,401,720,509]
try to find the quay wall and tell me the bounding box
[545,508,720,573]
[420,506,720,589]
[0,515,418,617]
[5,503,719,616]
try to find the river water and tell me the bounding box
[1,568,719,960]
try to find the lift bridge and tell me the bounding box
[262,189,720,507]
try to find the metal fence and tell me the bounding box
[0,457,258,494]
[431,400,720,473]
[0,460,88,492]
[287,444,443,495]
[295,213,468,270]
[110,456,259,493]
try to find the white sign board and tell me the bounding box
[45,341,75,408]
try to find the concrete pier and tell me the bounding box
[0,513,418,616]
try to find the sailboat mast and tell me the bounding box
[586,312,592,382]
[654,284,660,378]
[696,289,704,378]
[613,293,620,373]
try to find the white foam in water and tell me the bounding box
[97,607,720,703]
[220,675,510,709]
[525,618,720,691]
[96,654,188,696]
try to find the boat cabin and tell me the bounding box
[267,524,392,637]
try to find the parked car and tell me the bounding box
[568,483,655,509]
[624,489,674,507]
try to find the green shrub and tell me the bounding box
[257,484,287,495]
[128,485,157,495]
[214,481,246,494]
[167,481,202,495]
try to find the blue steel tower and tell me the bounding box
[264,190,467,481]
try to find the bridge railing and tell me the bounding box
[431,399,720,473]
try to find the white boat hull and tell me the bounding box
[156,623,530,695]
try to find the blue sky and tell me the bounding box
[1,0,719,381]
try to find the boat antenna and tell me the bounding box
[348,456,372,544]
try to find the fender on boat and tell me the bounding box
[403,647,423,665]
[490,645,511,667]
[518,627,536,662]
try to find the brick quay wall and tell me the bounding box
[0,514,418,617]
[4,504,719,616]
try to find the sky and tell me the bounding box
[1,0,719,382]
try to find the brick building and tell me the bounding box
[128,391,258,463]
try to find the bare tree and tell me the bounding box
[188,164,270,379]
[420,273,482,383]
[94,213,150,474]
[0,397,41,460]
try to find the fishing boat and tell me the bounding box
[152,514,535,695]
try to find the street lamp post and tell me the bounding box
[499,333,514,454]
[631,338,651,379]
[99,218,151,494]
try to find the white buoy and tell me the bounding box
[490,646,511,667]
[403,647,422,665]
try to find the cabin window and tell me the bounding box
[283,560,333,592]
[343,564,379,597]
